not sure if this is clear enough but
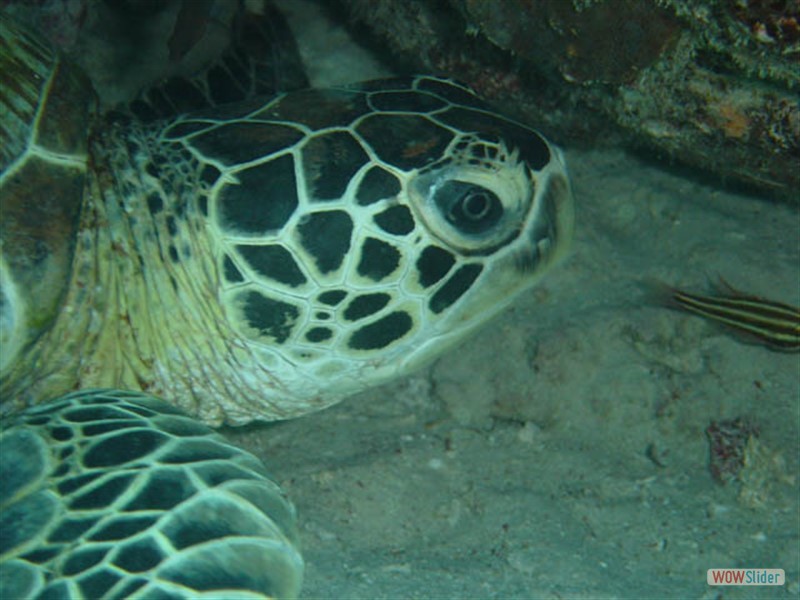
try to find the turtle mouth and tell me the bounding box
[513,170,574,275]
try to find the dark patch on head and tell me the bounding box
[373,205,415,236]
[305,327,333,342]
[435,107,550,170]
[83,430,167,468]
[429,263,483,314]
[168,245,179,263]
[302,131,369,201]
[239,290,300,344]
[470,143,499,161]
[297,210,353,274]
[356,114,454,171]
[368,90,446,112]
[356,167,402,206]
[416,78,493,110]
[317,290,347,306]
[190,122,303,166]
[255,88,369,129]
[217,155,297,235]
[166,216,178,236]
[357,238,401,282]
[222,255,245,284]
[237,245,307,287]
[343,293,391,321]
[200,164,220,186]
[348,311,413,350]
[147,193,163,215]
[416,245,456,288]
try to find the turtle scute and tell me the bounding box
[0,12,94,380]
[0,389,303,600]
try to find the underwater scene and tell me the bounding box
[0,0,797,598]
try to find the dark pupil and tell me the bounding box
[434,180,502,235]
[463,191,491,220]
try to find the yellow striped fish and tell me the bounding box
[656,279,800,352]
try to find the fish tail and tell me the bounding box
[638,277,686,311]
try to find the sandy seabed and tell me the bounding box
[224,4,800,597]
[26,0,794,595]
[228,143,799,598]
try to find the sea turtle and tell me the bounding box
[0,8,574,599]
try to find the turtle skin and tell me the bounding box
[1,66,574,425]
[0,8,574,599]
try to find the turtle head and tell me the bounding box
[189,77,573,417]
[399,121,573,372]
[0,16,570,425]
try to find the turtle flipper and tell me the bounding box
[0,389,303,599]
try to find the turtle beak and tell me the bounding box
[514,162,574,276]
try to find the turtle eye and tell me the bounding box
[434,181,503,234]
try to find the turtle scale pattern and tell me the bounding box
[0,388,302,599]
[0,13,93,378]
[3,68,574,426]
[0,9,575,599]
